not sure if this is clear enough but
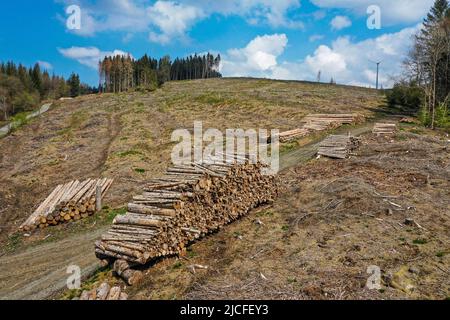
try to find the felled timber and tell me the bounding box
[318,134,361,159]
[274,113,364,144]
[79,282,128,300]
[19,178,114,232]
[373,123,397,135]
[95,154,278,266]
[275,128,310,143]
[303,114,364,132]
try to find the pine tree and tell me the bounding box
[67,73,81,97]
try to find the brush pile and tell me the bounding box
[20,178,114,232]
[373,123,397,135]
[318,135,361,159]
[95,154,278,266]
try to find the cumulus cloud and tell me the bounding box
[330,15,352,30]
[221,25,420,87]
[311,0,434,25]
[221,34,288,77]
[147,1,205,44]
[58,46,131,69]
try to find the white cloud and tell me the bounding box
[311,0,434,25]
[330,15,352,30]
[37,61,53,70]
[187,0,303,28]
[221,34,288,77]
[57,0,304,43]
[305,45,347,74]
[58,46,131,69]
[147,1,205,44]
[221,25,420,87]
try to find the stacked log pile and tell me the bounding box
[275,128,310,143]
[373,123,397,135]
[79,282,128,300]
[20,178,114,232]
[318,135,361,159]
[303,114,364,132]
[95,154,278,268]
[275,114,364,144]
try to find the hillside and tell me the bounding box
[1,78,448,300]
[0,78,383,241]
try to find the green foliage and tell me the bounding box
[418,101,449,129]
[386,83,424,111]
[106,207,127,223]
[413,238,428,245]
[67,73,81,97]
[418,105,432,127]
[117,150,143,158]
[435,101,450,128]
[0,60,95,121]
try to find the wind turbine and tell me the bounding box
[369,60,382,90]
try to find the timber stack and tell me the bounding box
[318,134,361,159]
[275,114,364,144]
[275,128,310,143]
[373,123,397,135]
[95,154,278,273]
[19,178,114,232]
[303,114,364,132]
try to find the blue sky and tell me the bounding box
[0,0,434,87]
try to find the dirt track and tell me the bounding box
[0,227,107,300]
[0,122,376,300]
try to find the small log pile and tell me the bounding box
[275,128,310,143]
[19,178,114,232]
[318,135,361,159]
[303,114,364,132]
[274,114,364,144]
[95,154,278,268]
[79,282,128,300]
[373,123,397,135]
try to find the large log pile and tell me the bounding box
[373,123,397,135]
[20,178,114,232]
[318,135,361,159]
[95,155,278,267]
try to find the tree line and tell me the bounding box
[99,53,221,93]
[390,0,450,129]
[0,61,95,121]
